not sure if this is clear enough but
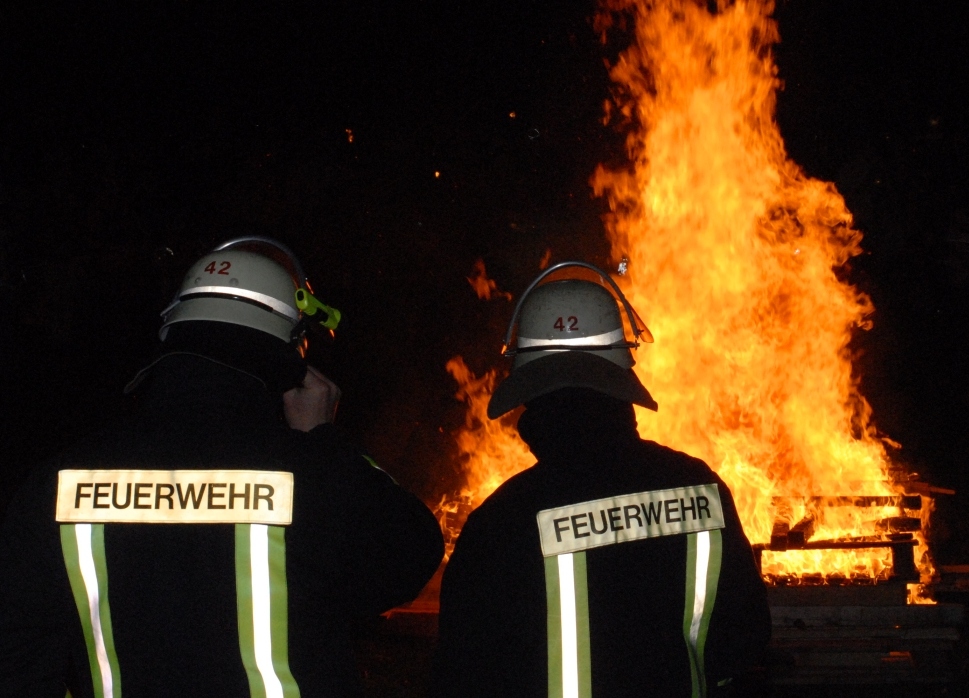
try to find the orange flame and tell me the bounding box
[467,259,513,301]
[591,0,925,579]
[539,248,553,270]
[438,357,534,558]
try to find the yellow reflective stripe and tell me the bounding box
[695,530,722,693]
[251,524,285,698]
[545,557,563,697]
[236,524,300,698]
[559,554,580,697]
[60,524,121,698]
[362,456,398,484]
[682,529,723,698]
[545,552,591,698]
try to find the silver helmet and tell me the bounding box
[488,261,658,418]
[159,236,340,347]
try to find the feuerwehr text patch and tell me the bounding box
[537,483,724,557]
[56,469,294,525]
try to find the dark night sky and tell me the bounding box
[1,1,967,561]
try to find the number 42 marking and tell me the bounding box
[204,261,232,275]
[554,316,579,331]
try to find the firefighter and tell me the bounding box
[430,262,770,698]
[0,237,444,697]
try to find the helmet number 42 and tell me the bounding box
[554,316,579,331]
[204,261,232,275]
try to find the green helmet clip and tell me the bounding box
[295,288,342,331]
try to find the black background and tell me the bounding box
[1,1,967,563]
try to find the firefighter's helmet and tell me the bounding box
[487,261,658,418]
[159,236,340,347]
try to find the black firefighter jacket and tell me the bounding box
[0,355,444,698]
[431,390,770,698]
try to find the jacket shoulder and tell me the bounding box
[634,439,721,482]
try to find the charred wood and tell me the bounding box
[788,516,816,546]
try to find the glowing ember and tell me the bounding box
[466,259,513,301]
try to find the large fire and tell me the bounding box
[438,357,535,558]
[441,0,930,585]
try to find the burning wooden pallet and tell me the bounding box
[755,494,923,603]
[752,492,965,684]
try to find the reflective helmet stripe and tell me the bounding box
[60,524,122,698]
[682,529,723,698]
[544,552,592,698]
[235,524,300,698]
[518,328,626,349]
[171,286,301,323]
